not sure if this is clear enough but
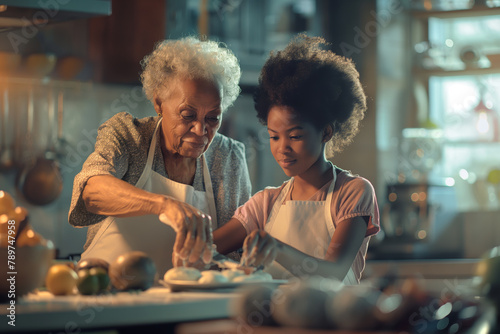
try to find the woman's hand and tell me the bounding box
[159,198,213,266]
[171,251,211,269]
[241,230,280,268]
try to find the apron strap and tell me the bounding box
[264,179,293,233]
[324,163,337,238]
[201,155,218,230]
[325,163,337,211]
[135,117,162,189]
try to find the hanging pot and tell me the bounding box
[0,88,14,172]
[17,88,63,206]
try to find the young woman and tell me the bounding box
[214,35,380,284]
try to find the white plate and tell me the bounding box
[160,279,288,292]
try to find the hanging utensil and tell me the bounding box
[0,88,14,171]
[17,87,63,206]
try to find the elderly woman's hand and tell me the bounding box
[159,198,213,265]
[241,230,280,268]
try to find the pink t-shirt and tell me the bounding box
[233,168,380,282]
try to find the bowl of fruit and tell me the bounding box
[0,191,55,301]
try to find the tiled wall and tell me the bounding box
[1,82,157,257]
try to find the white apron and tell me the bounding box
[81,119,218,278]
[264,166,358,285]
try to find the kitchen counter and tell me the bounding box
[0,287,239,333]
[364,258,481,279]
[0,260,486,333]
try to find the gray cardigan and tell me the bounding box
[69,112,252,250]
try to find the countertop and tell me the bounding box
[0,287,239,333]
[0,260,485,333]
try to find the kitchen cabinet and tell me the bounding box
[88,0,166,84]
[407,4,500,184]
[374,0,500,260]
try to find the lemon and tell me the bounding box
[45,264,78,296]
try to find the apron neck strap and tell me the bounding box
[325,162,337,206]
[146,117,162,170]
[200,154,218,228]
[135,118,162,189]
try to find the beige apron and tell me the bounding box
[81,119,218,277]
[264,166,358,285]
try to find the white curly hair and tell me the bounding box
[140,36,241,112]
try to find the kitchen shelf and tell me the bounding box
[411,6,500,19]
[442,140,500,146]
[413,66,500,77]
[0,76,94,91]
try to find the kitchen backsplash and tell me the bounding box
[0,82,158,258]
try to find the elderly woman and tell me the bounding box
[69,37,251,276]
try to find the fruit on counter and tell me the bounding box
[233,284,278,327]
[327,284,381,330]
[45,264,78,296]
[76,270,99,295]
[77,267,110,295]
[76,258,110,273]
[91,267,111,293]
[232,274,483,332]
[373,277,429,330]
[109,251,157,291]
[273,277,343,329]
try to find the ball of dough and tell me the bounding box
[221,269,246,282]
[164,267,201,281]
[198,270,229,284]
